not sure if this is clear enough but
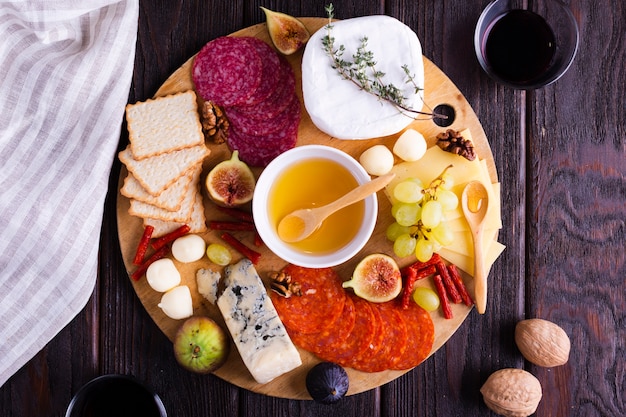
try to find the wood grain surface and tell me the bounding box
[115,18,498,399]
[1,2,624,417]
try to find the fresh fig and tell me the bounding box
[261,7,310,55]
[173,316,230,374]
[206,150,256,207]
[305,362,349,404]
[342,254,402,303]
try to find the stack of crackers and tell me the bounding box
[119,91,210,237]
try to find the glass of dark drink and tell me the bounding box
[474,0,579,89]
[65,374,167,417]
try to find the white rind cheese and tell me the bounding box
[216,259,302,384]
[302,15,425,139]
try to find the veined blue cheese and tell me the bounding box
[302,15,425,140]
[216,259,302,384]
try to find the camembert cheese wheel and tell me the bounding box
[302,15,425,139]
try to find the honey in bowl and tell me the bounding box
[268,158,365,254]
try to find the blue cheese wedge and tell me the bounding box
[216,259,302,384]
[302,15,425,139]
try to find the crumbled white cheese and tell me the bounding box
[196,268,221,304]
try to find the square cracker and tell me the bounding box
[119,143,209,196]
[121,171,192,212]
[128,165,202,223]
[126,90,205,160]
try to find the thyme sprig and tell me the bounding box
[322,4,445,121]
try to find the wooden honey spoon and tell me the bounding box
[461,180,490,314]
[277,172,396,243]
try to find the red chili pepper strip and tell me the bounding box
[433,274,453,319]
[400,264,437,309]
[132,225,154,265]
[221,232,261,264]
[253,231,264,247]
[402,253,442,275]
[209,220,256,231]
[131,245,169,281]
[151,225,190,250]
[436,261,462,304]
[447,264,474,307]
[215,206,254,223]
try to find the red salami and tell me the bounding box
[391,302,434,370]
[227,113,299,167]
[192,37,263,107]
[231,56,296,120]
[289,296,356,357]
[225,93,300,137]
[322,297,380,367]
[349,302,408,373]
[270,265,346,335]
[240,38,282,106]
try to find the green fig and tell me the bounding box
[173,316,230,374]
[261,7,310,55]
[342,254,402,303]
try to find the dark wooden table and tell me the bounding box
[2,1,624,416]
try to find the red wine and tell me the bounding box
[483,9,556,85]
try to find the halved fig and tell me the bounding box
[206,151,256,207]
[261,7,310,55]
[342,254,402,303]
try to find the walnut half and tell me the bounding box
[200,100,229,144]
[269,271,302,298]
[436,128,476,161]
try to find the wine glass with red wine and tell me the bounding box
[474,0,579,89]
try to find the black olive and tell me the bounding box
[305,362,349,404]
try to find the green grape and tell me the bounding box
[432,222,454,246]
[394,203,421,227]
[436,189,458,211]
[393,180,423,204]
[421,200,442,228]
[440,171,455,190]
[415,238,434,262]
[386,222,410,241]
[206,243,232,266]
[393,233,417,257]
[412,286,440,311]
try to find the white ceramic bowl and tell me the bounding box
[253,145,378,268]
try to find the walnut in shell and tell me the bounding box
[515,318,571,367]
[480,368,542,417]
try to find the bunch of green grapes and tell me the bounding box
[386,165,457,262]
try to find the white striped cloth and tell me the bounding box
[0,0,138,387]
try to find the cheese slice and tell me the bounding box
[216,259,302,384]
[301,15,424,139]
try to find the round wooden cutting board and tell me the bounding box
[116,18,498,399]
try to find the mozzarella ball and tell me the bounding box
[359,145,394,176]
[158,285,193,320]
[171,234,206,263]
[146,258,181,292]
[393,129,427,161]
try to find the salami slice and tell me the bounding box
[230,56,296,120]
[192,37,263,107]
[240,38,282,106]
[270,265,346,335]
[225,93,300,137]
[350,302,408,373]
[391,302,434,370]
[290,296,356,357]
[227,111,299,167]
[321,296,380,367]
